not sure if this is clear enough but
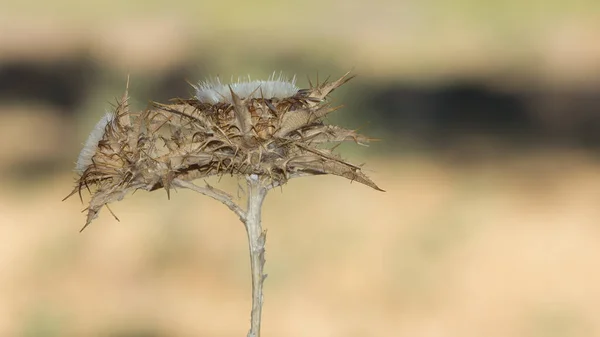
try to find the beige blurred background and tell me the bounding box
[1,1,600,336]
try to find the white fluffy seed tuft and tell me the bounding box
[195,72,298,104]
[75,112,114,175]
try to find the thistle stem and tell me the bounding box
[245,175,268,337]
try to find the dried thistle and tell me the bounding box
[65,72,383,337]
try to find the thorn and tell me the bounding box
[62,187,78,202]
[79,222,91,232]
[106,204,120,222]
[306,74,313,89]
[228,85,241,103]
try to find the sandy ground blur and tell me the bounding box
[0,154,599,337]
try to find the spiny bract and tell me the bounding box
[66,72,383,229]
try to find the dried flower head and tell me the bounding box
[66,72,382,229]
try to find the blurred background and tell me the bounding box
[1,0,600,336]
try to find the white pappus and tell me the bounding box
[75,112,114,175]
[195,72,299,104]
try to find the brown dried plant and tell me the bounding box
[65,72,383,337]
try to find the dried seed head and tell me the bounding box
[66,71,383,229]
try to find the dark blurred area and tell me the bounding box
[0,58,94,114]
[359,80,600,150]
[2,2,600,337]
[2,56,599,176]
[2,57,599,140]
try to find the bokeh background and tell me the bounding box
[1,1,600,336]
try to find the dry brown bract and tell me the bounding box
[65,72,383,230]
